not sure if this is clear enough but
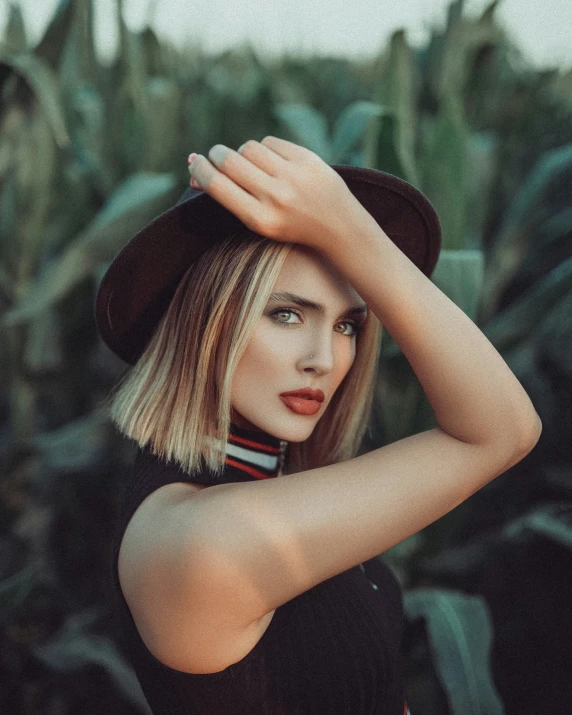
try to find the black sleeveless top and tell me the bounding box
[110,423,410,714]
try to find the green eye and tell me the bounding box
[269,308,362,337]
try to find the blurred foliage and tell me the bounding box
[1,0,571,712]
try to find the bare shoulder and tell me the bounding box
[116,426,539,674]
[117,480,272,674]
[190,427,539,629]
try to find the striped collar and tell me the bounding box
[225,423,288,480]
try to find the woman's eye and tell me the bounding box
[270,308,362,337]
[272,308,301,324]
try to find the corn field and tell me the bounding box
[1,0,571,712]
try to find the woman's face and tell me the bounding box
[230,245,368,443]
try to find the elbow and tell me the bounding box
[514,413,543,458]
[493,414,542,475]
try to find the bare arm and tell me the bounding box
[189,135,540,449]
[178,212,541,630]
[137,138,542,671]
[184,428,535,631]
[315,211,541,450]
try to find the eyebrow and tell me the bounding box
[268,292,368,319]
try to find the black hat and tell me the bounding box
[95,165,441,365]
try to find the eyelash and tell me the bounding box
[269,307,364,337]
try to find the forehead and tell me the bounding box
[273,245,363,305]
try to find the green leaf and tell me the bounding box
[421,504,572,578]
[481,256,572,357]
[331,100,383,163]
[501,503,572,549]
[377,251,485,445]
[373,30,419,185]
[0,566,39,626]
[33,607,150,710]
[378,343,427,443]
[28,410,110,473]
[68,85,115,194]
[363,111,413,182]
[496,144,572,242]
[405,588,504,715]
[23,306,64,374]
[479,0,501,27]
[0,54,70,148]
[431,249,485,322]
[140,25,166,76]
[274,103,331,161]
[419,94,469,250]
[1,173,178,326]
[480,144,572,322]
[34,0,74,69]
[58,0,98,89]
[144,77,182,172]
[465,132,498,246]
[2,2,27,54]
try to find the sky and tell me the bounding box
[1,0,571,69]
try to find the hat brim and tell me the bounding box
[95,165,441,365]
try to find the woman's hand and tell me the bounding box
[187,136,372,252]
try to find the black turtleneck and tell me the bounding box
[110,425,408,715]
[129,422,288,487]
[225,422,288,480]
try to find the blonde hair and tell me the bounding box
[102,229,383,477]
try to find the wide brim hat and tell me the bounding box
[95,165,442,365]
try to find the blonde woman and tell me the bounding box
[95,137,541,714]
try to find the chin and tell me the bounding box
[274,417,318,443]
[232,405,320,443]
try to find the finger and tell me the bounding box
[260,135,312,161]
[207,144,277,199]
[189,153,265,228]
[237,140,287,177]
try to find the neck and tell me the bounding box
[225,422,288,479]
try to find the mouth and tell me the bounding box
[279,389,325,416]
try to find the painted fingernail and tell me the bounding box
[188,153,198,165]
[209,145,230,163]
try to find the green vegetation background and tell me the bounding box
[1,0,571,712]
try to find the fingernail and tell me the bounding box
[190,177,201,189]
[188,153,198,165]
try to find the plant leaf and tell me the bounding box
[33,607,150,710]
[34,0,75,69]
[274,103,331,162]
[419,94,469,250]
[431,249,485,322]
[2,2,27,53]
[405,588,504,715]
[0,53,70,148]
[331,100,383,163]
[373,30,419,185]
[1,173,178,326]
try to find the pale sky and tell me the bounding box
[1,0,571,69]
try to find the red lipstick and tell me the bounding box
[279,388,325,416]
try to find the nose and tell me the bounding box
[302,335,336,374]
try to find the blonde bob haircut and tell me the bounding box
[103,229,383,477]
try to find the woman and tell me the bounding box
[96,137,541,714]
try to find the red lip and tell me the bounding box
[279,388,325,402]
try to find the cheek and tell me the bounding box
[233,327,287,390]
[243,328,286,370]
[234,323,357,386]
[339,345,356,379]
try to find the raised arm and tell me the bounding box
[135,138,541,672]
[314,196,541,451]
[188,135,540,450]
[181,188,540,621]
